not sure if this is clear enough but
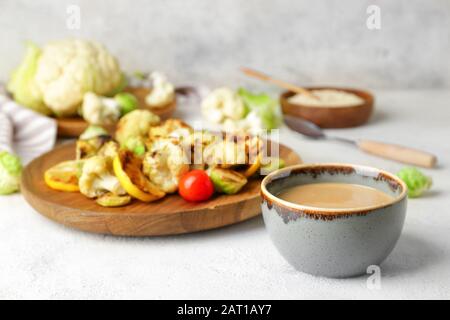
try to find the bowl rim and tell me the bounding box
[261,163,408,215]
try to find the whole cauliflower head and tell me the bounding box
[34,39,122,116]
[116,110,160,146]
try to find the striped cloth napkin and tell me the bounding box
[0,85,57,164]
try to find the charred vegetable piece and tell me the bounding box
[76,135,111,160]
[79,125,109,140]
[116,109,160,146]
[210,168,247,195]
[260,157,285,174]
[143,138,190,193]
[243,155,261,177]
[97,140,119,159]
[113,150,165,202]
[148,119,193,141]
[79,156,125,198]
[96,193,132,207]
[44,160,83,192]
[124,136,146,156]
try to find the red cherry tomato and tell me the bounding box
[179,170,214,202]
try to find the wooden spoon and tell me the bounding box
[241,67,319,100]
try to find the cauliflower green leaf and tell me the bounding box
[237,88,282,130]
[7,42,52,115]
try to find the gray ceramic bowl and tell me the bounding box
[261,163,408,278]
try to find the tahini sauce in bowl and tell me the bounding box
[288,89,364,108]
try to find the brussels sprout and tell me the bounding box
[397,167,432,198]
[115,92,138,115]
[96,193,131,207]
[210,168,247,194]
[79,125,109,140]
[0,151,23,195]
[133,71,147,80]
[261,157,285,174]
[124,136,146,156]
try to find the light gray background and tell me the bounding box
[0,0,449,89]
[1,1,450,300]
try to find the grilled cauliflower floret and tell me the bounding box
[79,156,125,198]
[116,109,160,145]
[185,130,221,167]
[203,139,246,168]
[201,87,245,124]
[203,134,263,168]
[149,119,193,141]
[98,140,119,160]
[76,135,112,160]
[145,72,175,108]
[143,139,189,193]
[245,135,264,164]
[114,150,165,201]
[188,130,219,146]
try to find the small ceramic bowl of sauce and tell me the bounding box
[280,87,374,128]
[260,163,407,278]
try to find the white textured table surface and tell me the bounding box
[1,90,449,300]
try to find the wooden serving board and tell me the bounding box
[57,117,116,138]
[21,142,301,236]
[56,87,177,138]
